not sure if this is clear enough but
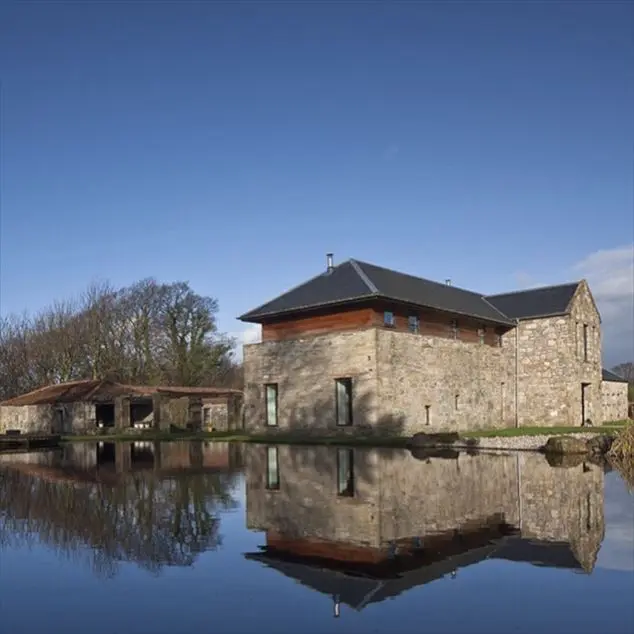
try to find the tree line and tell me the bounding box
[0,278,243,401]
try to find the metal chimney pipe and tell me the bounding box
[326,253,334,272]
[445,279,452,286]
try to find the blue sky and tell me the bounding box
[1,1,632,364]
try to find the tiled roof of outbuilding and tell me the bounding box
[485,283,580,320]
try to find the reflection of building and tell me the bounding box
[244,446,605,611]
[240,255,614,433]
[0,379,242,435]
[0,441,241,577]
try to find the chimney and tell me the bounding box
[445,279,452,286]
[326,253,334,273]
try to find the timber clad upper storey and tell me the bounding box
[240,255,617,432]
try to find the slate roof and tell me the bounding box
[602,368,630,383]
[485,282,581,320]
[240,259,515,326]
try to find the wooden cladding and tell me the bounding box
[260,304,507,346]
[262,308,376,341]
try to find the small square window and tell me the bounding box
[384,311,395,327]
[408,315,420,334]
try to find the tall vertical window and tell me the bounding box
[450,319,459,340]
[265,384,278,426]
[337,448,355,497]
[478,326,486,344]
[583,324,589,362]
[425,405,431,426]
[335,378,353,427]
[266,446,280,490]
[575,321,579,358]
[455,394,460,410]
[384,311,395,327]
[496,333,503,348]
[408,314,420,334]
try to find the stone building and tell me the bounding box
[244,445,605,610]
[239,255,624,433]
[0,379,243,435]
[601,368,630,422]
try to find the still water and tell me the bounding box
[0,441,632,634]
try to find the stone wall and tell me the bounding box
[601,380,629,422]
[375,329,516,433]
[516,281,601,427]
[243,330,379,432]
[0,402,96,434]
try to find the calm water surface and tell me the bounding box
[0,441,632,634]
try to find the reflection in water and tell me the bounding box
[244,446,606,612]
[0,441,242,578]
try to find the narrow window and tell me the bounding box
[450,319,459,340]
[408,314,420,334]
[203,407,211,426]
[384,311,395,327]
[583,324,588,362]
[478,326,486,344]
[455,394,459,410]
[575,321,579,358]
[335,378,353,426]
[265,384,278,426]
[266,446,280,490]
[337,448,355,497]
[501,382,505,421]
[496,333,503,348]
[425,405,431,426]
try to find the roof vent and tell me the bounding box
[445,279,452,286]
[326,253,334,273]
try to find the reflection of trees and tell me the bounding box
[0,467,238,578]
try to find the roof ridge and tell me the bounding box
[352,259,486,298]
[349,259,379,294]
[486,281,581,299]
[480,296,517,323]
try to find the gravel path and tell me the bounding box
[452,433,600,452]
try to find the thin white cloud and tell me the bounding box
[229,324,261,363]
[572,245,634,366]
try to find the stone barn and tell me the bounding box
[0,380,243,435]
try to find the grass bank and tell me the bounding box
[60,420,632,447]
[61,430,410,448]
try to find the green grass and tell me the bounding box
[61,430,410,448]
[62,420,633,446]
[462,422,631,439]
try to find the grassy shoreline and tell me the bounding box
[60,420,631,447]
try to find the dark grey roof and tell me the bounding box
[602,368,630,383]
[240,259,515,325]
[485,283,580,320]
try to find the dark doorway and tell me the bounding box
[581,383,590,425]
[130,400,153,427]
[96,403,115,428]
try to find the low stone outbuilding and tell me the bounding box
[0,380,243,435]
[601,369,630,422]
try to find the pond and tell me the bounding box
[0,441,632,634]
